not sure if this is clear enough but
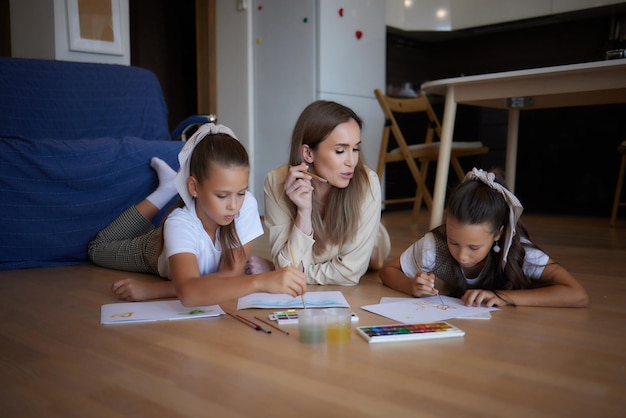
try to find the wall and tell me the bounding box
[10,0,130,65]
[215,1,254,185]
[215,0,385,211]
[6,1,624,215]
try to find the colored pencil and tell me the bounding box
[289,244,307,309]
[303,171,328,183]
[254,316,290,335]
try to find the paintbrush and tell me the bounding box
[289,244,307,309]
[414,256,447,307]
[254,316,290,335]
[226,312,271,333]
[303,171,328,183]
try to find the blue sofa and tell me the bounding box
[0,57,211,270]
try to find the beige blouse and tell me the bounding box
[263,165,385,285]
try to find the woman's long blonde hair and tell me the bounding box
[288,101,370,255]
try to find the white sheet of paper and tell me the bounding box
[237,291,350,310]
[101,300,225,324]
[362,295,498,323]
[378,296,492,320]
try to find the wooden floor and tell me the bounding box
[0,210,624,417]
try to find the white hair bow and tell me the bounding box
[174,123,238,208]
[464,168,523,267]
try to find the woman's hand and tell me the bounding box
[284,163,315,212]
[411,272,439,298]
[461,289,509,307]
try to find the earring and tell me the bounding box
[493,241,501,253]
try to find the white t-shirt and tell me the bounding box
[157,191,263,278]
[399,232,549,284]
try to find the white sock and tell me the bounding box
[146,157,178,210]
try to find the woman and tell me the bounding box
[250,100,390,285]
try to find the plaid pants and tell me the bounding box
[88,206,162,275]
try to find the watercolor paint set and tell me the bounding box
[269,310,300,324]
[269,310,358,325]
[356,321,464,343]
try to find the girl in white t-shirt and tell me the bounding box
[89,123,306,306]
[380,168,588,308]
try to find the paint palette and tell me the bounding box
[356,322,464,344]
[269,310,300,324]
[269,310,359,325]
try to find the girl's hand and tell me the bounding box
[260,266,307,297]
[112,278,155,301]
[461,289,509,307]
[411,272,438,298]
[285,163,315,212]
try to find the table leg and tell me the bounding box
[430,86,457,229]
[505,109,520,192]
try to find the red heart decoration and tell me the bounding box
[338,8,343,17]
[355,30,363,40]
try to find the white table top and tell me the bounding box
[419,58,626,228]
[421,58,626,109]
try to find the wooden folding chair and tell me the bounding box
[374,88,489,219]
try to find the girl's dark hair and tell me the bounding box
[173,133,249,270]
[443,170,548,300]
[288,100,370,254]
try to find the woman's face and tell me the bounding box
[306,118,361,189]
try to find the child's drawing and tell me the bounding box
[237,291,350,310]
[361,295,497,324]
[101,300,224,324]
[410,299,456,312]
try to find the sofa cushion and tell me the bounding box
[0,57,171,141]
[0,136,183,270]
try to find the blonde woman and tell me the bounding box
[249,101,390,285]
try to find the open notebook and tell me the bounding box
[101,300,225,324]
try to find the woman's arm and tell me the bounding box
[302,170,382,285]
[266,167,384,285]
[264,166,315,269]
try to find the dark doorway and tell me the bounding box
[129,0,197,131]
